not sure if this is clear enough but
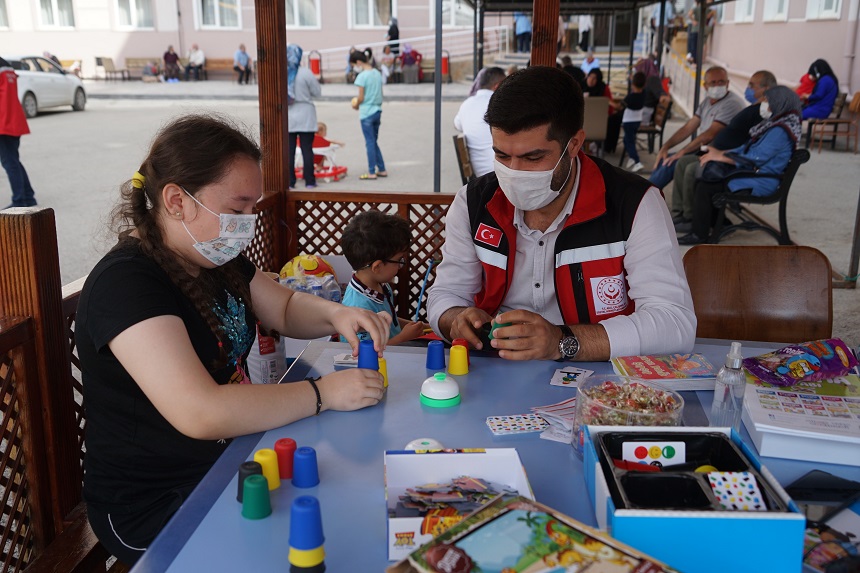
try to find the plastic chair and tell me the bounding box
[708,148,810,245]
[683,244,832,343]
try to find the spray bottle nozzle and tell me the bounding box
[726,341,743,368]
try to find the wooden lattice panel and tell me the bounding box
[246,202,280,273]
[0,353,34,572]
[66,311,86,478]
[407,204,448,321]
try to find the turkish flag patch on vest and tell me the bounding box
[475,223,502,248]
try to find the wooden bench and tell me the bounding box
[125,57,251,82]
[95,57,129,81]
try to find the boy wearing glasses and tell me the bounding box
[340,211,428,344]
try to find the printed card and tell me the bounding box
[621,441,686,467]
[485,414,549,435]
[549,367,594,387]
[333,353,358,366]
[707,471,767,511]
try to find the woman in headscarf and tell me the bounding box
[585,68,624,153]
[287,44,322,189]
[678,86,802,244]
[801,59,839,120]
[386,17,400,55]
[400,43,421,84]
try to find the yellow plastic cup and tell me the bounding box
[378,356,389,388]
[448,345,469,375]
[253,448,281,490]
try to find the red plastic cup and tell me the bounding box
[275,438,298,479]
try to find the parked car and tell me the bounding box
[3,55,86,118]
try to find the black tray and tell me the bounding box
[595,431,789,513]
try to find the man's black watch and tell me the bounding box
[556,325,580,361]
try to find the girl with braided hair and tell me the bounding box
[77,114,390,565]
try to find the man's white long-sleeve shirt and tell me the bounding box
[427,163,696,358]
[453,89,495,177]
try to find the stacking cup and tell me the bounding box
[357,339,379,370]
[241,474,272,519]
[288,495,326,568]
[448,345,469,375]
[292,446,320,488]
[236,461,263,502]
[253,448,281,490]
[426,340,446,370]
[275,438,297,479]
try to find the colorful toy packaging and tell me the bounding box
[742,338,858,387]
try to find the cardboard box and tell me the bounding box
[583,426,806,573]
[384,448,533,562]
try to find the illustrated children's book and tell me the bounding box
[387,495,678,573]
[610,353,717,391]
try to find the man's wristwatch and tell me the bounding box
[556,325,580,361]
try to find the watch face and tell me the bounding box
[560,336,579,359]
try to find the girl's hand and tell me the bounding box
[330,307,391,355]
[318,369,385,412]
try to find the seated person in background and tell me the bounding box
[801,59,839,120]
[185,43,206,81]
[649,66,745,192]
[43,51,61,65]
[379,45,395,84]
[621,72,647,173]
[340,211,428,345]
[141,60,161,83]
[678,86,802,245]
[634,56,669,125]
[454,66,506,177]
[163,45,180,81]
[560,56,587,91]
[583,69,624,154]
[795,72,815,100]
[400,44,421,84]
[427,66,696,361]
[78,115,390,565]
[580,49,601,74]
[234,44,252,85]
[671,70,777,232]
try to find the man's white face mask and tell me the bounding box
[707,85,728,100]
[493,139,573,211]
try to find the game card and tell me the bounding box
[707,471,767,511]
[333,353,358,366]
[486,414,549,435]
[549,367,594,387]
[621,441,686,467]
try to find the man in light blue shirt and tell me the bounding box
[350,51,387,180]
[233,44,251,85]
[513,12,532,53]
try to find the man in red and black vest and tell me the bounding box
[427,66,695,362]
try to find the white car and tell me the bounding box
[4,55,86,118]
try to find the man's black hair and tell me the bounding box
[631,71,647,89]
[341,210,412,270]
[484,66,583,146]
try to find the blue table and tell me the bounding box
[131,341,860,572]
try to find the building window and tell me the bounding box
[287,0,319,28]
[441,0,474,27]
[0,0,7,28]
[352,0,390,27]
[806,0,841,19]
[117,0,154,28]
[40,0,75,27]
[200,0,239,28]
[763,0,789,20]
[734,0,756,21]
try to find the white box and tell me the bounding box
[583,425,806,573]
[383,448,533,562]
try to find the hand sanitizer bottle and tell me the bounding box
[710,341,746,433]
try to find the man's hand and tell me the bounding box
[488,309,562,361]
[662,152,683,168]
[653,147,670,169]
[446,307,494,349]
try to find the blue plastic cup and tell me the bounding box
[289,495,325,550]
[426,340,446,370]
[292,446,320,488]
[357,339,379,370]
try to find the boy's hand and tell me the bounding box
[400,321,428,341]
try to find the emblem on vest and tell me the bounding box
[591,273,629,315]
[475,223,502,248]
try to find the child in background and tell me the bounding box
[340,211,428,345]
[621,71,647,173]
[315,122,345,148]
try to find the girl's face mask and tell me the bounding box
[181,188,256,266]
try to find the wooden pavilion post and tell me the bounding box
[531,0,560,66]
[254,0,289,267]
[0,208,80,534]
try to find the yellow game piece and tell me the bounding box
[253,448,281,490]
